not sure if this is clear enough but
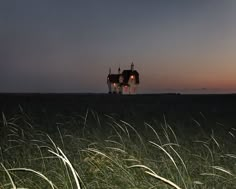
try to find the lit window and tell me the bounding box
[130,75,134,79]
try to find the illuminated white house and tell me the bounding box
[107,62,140,94]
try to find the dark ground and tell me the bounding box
[0,93,236,131]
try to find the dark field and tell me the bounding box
[1,93,236,125]
[0,94,236,188]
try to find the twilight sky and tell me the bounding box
[1,0,236,93]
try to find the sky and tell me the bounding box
[1,0,236,94]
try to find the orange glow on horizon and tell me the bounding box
[140,70,236,93]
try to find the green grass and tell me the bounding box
[0,108,236,189]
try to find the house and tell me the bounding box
[107,62,139,94]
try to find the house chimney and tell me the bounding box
[118,67,120,74]
[131,62,134,71]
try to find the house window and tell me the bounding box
[130,75,134,79]
[124,85,128,92]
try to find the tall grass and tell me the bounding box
[0,109,235,188]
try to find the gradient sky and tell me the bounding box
[1,0,236,93]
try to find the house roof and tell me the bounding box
[107,74,120,83]
[122,70,139,84]
[107,69,140,85]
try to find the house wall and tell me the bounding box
[107,71,139,94]
[121,85,137,94]
[122,86,129,94]
[108,81,138,94]
[109,83,121,93]
[128,77,137,94]
[130,85,137,94]
[107,81,112,93]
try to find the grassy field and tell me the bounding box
[0,94,236,188]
